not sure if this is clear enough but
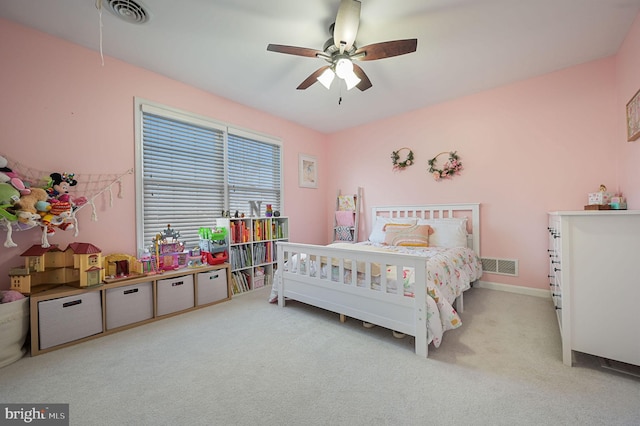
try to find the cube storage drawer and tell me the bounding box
[30,265,230,356]
[106,281,153,330]
[157,274,195,316]
[197,270,228,306]
[38,291,103,350]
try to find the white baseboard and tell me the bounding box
[475,280,549,298]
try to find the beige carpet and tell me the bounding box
[1,286,639,425]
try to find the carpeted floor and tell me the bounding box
[1,286,639,425]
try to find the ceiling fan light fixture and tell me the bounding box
[343,71,361,90]
[334,57,353,79]
[317,68,336,89]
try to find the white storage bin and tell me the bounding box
[38,292,103,350]
[197,269,228,306]
[106,281,153,330]
[157,274,194,316]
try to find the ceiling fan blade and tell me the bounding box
[267,44,323,58]
[352,64,372,91]
[296,66,331,90]
[333,0,361,52]
[354,39,418,61]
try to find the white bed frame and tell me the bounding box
[276,203,480,357]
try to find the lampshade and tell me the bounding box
[334,58,353,79]
[343,71,361,91]
[317,68,335,89]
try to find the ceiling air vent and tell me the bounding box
[104,0,149,24]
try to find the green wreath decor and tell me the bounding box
[391,147,414,170]
[428,151,463,181]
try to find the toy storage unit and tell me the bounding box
[38,292,103,350]
[196,269,228,306]
[29,264,231,356]
[105,281,153,330]
[157,275,195,316]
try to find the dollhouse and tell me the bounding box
[9,243,104,294]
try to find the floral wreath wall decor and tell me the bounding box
[428,151,463,181]
[391,147,414,170]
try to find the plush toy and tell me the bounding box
[46,172,77,200]
[46,172,87,208]
[0,182,20,208]
[0,183,21,247]
[1,290,25,303]
[0,155,30,196]
[43,200,75,231]
[13,187,48,216]
[12,186,52,231]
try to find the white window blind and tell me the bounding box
[136,100,282,252]
[228,130,282,216]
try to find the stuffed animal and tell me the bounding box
[44,200,75,231]
[13,187,48,216]
[46,172,77,200]
[0,155,30,196]
[46,172,87,208]
[0,182,20,207]
[0,183,21,247]
[1,290,25,303]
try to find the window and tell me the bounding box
[134,99,282,252]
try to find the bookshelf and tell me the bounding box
[217,216,288,294]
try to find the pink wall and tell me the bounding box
[327,57,619,291]
[617,13,640,204]
[2,14,639,292]
[0,19,328,288]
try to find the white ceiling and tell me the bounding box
[1,0,639,134]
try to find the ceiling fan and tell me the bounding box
[267,0,417,92]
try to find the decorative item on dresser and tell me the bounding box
[548,210,640,367]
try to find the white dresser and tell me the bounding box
[548,210,640,366]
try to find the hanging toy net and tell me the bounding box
[0,155,132,248]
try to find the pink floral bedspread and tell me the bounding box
[354,242,483,347]
[270,242,483,348]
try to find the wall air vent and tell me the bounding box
[104,0,149,24]
[481,257,518,277]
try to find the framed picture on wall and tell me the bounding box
[626,88,640,141]
[299,154,318,188]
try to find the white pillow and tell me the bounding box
[417,218,468,248]
[368,217,417,243]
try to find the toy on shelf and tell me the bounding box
[9,242,104,295]
[198,226,228,265]
[102,252,157,283]
[153,224,188,271]
[187,247,203,268]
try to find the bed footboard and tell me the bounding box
[276,242,430,357]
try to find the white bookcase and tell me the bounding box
[216,216,288,294]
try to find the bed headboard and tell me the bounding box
[370,203,480,256]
